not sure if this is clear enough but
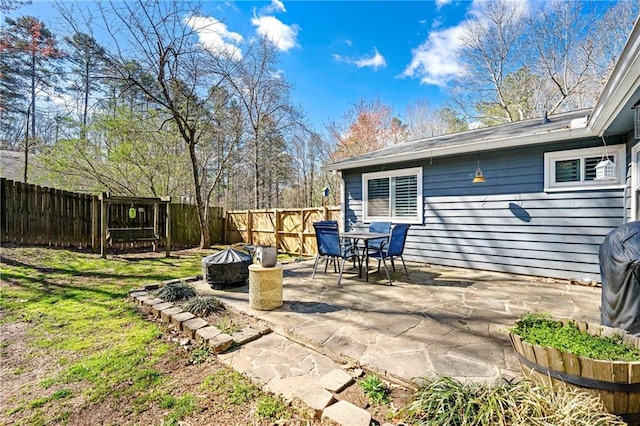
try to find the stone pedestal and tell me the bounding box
[249,263,283,311]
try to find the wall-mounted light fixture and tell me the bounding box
[472,160,485,183]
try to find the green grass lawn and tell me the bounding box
[0,246,311,426]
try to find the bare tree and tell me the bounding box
[529,0,639,114]
[61,0,243,247]
[452,0,528,124]
[224,38,296,209]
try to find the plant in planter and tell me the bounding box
[509,312,640,425]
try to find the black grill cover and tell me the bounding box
[202,248,252,289]
[600,221,640,336]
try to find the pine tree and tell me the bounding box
[0,15,64,182]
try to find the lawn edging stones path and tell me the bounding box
[128,277,381,426]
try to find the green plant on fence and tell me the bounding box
[255,395,292,420]
[510,312,640,362]
[358,374,391,406]
[182,296,224,317]
[397,376,626,425]
[154,282,196,302]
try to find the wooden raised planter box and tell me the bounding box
[509,319,640,425]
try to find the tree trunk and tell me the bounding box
[253,135,259,209]
[187,142,211,248]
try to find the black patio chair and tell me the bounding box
[312,221,361,286]
[369,223,411,285]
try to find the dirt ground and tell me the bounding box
[0,246,412,426]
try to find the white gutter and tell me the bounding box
[588,16,640,136]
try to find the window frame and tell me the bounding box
[362,167,423,224]
[544,144,626,192]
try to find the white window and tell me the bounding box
[544,144,626,191]
[362,167,422,224]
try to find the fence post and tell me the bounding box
[274,209,281,253]
[153,202,159,253]
[100,192,107,258]
[165,200,171,257]
[247,210,253,245]
[91,195,99,252]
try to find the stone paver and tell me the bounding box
[171,312,195,330]
[182,317,208,339]
[218,333,342,401]
[195,326,222,343]
[151,302,173,317]
[322,400,371,426]
[135,294,151,304]
[318,369,353,393]
[141,298,164,313]
[231,326,262,345]
[160,307,183,323]
[208,333,233,353]
[292,384,334,417]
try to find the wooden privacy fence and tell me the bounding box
[225,206,341,256]
[1,178,224,250]
[1,178,95,248]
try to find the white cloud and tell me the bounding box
[402,0,529,86]
[401,25,466,86]
[185,15,243,60]
[435,0,452,8]
[334,48,387,71]
[261,0,286,14]
[251,15,299,51]
[355,48,387,70]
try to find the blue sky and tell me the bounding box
[13,1,506,133]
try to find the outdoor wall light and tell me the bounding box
[472,160,486,183]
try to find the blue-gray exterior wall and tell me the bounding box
[343,136,629,282]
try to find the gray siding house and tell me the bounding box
[326,21,640,282]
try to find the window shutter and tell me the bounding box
[367,178,389,216]
[392,175,417,217]
[555,159,580,182]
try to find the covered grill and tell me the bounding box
[600,221,640,336]
[202,247,252,289]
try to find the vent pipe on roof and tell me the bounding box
[541,111,550,124]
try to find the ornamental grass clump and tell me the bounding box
[397,376,625,426]
[182,296,224,317]
[358,374,391,406]
[510,312,640,362]
[154,282,196,302]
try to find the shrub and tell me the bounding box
[154,282,196,302]
[510,312,640,362]
[358,374,391,405]
[397,376,626,425]
[182,296,224,317]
